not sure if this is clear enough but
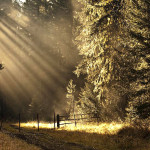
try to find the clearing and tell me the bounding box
[0,122,150,150]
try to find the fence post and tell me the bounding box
[54,111,55,129]
[96,114,99,123]
[57,114,60,128]
[37,114,39,131]
[74,114,77,127]
[19,113,20,132]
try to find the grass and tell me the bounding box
[1,122,150,150]
[0,131,41,150]
[44,126,150,150]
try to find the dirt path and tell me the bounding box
[2,125,96,150]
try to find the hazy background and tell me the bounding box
[0,0,80,120]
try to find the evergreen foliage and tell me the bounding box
[74,0,150,121]
[124,0,150,122]
[66,79,76,116]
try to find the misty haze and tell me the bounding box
[0,0,149,150]
[0,0,79,120]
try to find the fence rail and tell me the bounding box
[0,112,100,131]
[56,113,100,128]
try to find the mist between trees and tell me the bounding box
[0,0,149,124]
[0,0,79,120]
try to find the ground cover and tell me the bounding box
[0,131,41,150]
[1,122,150,150]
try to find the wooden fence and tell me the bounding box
[56,113,100,128]
[18,113,40,132]
[0,112,100,131]
[17,113,100,131]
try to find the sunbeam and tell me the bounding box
[0,0,76,119]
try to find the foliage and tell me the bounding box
[66,79,76,115]
[74,0,150,121]
[77,82,99,115]
[74,0,127,121]
[123,0,150,122]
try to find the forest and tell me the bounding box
[0,0,149,125]
[0,0,150,150]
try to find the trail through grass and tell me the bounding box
[0,131,41,150]
[1,122,150,150]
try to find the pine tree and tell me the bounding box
[74,0,128,121]
[76,82,101,118]
[66,79,76,116]
[74,0,150,121]
[123,0,150,122]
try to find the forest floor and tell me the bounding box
[0,122,150,150]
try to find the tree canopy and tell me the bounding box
[73,0,150,122]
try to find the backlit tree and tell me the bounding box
[74,0,150,121]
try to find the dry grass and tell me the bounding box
[44,127,150,150]
[20,122,149,150]
[0,132,41,150]
[3,122,150,150]
[19,121,128,134]
[59,122,129,134]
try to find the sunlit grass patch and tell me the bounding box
[19,121,54,129]
[59,122,129,135]
[18,121,129,135]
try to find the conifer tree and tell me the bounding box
[123,0,150,122]
[66,79,76,116]
[74,0,150,121]
[74,0,126,120]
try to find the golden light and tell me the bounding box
[19,121,129,135]
[59,122,128,135]
[19,121,55,129]
[0,0,70,115]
